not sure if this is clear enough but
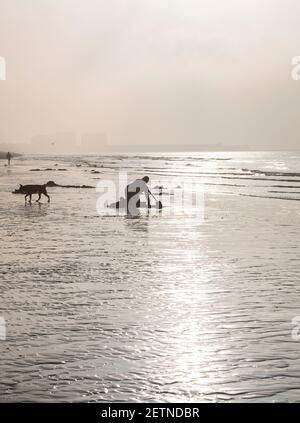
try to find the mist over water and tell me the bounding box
[0,151,300,402]
[1,0,300,150]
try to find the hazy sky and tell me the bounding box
[1,0,300,150]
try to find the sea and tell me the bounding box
[0,151,300,402]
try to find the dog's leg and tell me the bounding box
[29,194,32,203]
[36,193,41,202]
[44,193,50,203]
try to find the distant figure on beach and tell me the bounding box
[126,176,150,213]
[6,152,11,166]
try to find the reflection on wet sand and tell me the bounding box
[0,152,300,402]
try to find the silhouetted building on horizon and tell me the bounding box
[30,132,78,153]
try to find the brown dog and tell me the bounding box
[13,184,50,203]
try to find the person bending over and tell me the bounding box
[126,176,150,213]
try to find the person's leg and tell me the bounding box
[126,189,139,214]
[126,188,132,213]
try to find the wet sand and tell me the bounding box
[1,152,300,402]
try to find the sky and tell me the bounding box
[0,0,300,151]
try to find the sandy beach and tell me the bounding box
[0,152,299,402]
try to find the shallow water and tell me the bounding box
[1,152,300,402]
